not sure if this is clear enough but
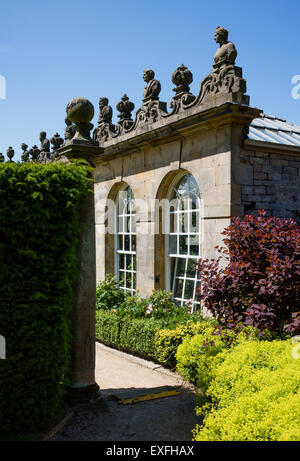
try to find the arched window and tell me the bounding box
[165,173,201,310]
[115,185,136,294]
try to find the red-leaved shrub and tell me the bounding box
[197,210,300,336]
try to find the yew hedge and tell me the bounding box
[0,162,91,433]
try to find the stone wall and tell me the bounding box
[94,122,235,292]
[239,144,300,220]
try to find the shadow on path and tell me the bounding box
[49,344,202,441]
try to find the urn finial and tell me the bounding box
[116,94,135,124]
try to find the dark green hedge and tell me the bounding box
[96,310,164,361]
[0,162,91,433]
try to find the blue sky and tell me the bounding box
[0,0,299,161]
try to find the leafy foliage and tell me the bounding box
[197,210,300,336]
[96,274,126,310]
[193,339,300,441]
[96,275,204,329]
[176,325,263,393]
[95,310,164,360]
[0,162,91,433]
[154,319,217,369]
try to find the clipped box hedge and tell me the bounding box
[0,162,91,433]
[96,310,164,361]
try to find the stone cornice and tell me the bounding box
[91,101,261,164]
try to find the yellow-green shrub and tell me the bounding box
[193,340,300,441]
[176,328,230,391]
[154,319,216,368]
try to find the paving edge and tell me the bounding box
[42,409,74,441]
[96,341,195,390]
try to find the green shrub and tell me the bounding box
[117,289,204,328]
[193,339,300,441]
[96,274,126,310]
[96,310,164,360]
[117,294,149,318]
[0,162,91,433]
[176,325,263,392]
[155,319,217,369]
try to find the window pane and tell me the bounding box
[119,253,125,270]
[174,277,184,299]
[190,235,199,256]
[178,212,188,233]
[190,212,199,233]
[126,255,131,270]
[184,280,195,299]
[126,271,132,288]
[131,234,136,252]
[179,235,188,255]
[186,259,196,277]
[124,235,130,251]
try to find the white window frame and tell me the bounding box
[114,185,136,295]
[165,173,201,311]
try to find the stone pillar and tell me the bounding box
[59,97,103,403]
[60,144,101,402]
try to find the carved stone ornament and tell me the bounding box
[196,27,247,104]
[116,94,135,128]
[50,132,64,160]
[142,69,161,103]
[93,98,114,143]
[31,145,40,162]
[169,64,196,112]
[51,132,64,151]
[98,97,113,125]
[93,27,249,146]
[65,97,96,145]
[64,117,76,141]
[6,146,15,162]
[21,143,30,162]
[40,131,50,153]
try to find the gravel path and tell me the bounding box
[49,343,201,441]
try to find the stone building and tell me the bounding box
[64,27,300,309]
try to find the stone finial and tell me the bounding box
[51,132,64,151]
[49,133,64,161]
[213,26,237,68]
[40,131,50,153]
[31,145,40,162]
[172,64,193,94]
[116,94,135,127]
[0,153,4,163]
[170,64,196,110]
[142,69,161,103]
[21,143,30,162]
[66,97,95,144]
[98,97,113,125]
[6,147,14,162]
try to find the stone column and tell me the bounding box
[59,97,103,402]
